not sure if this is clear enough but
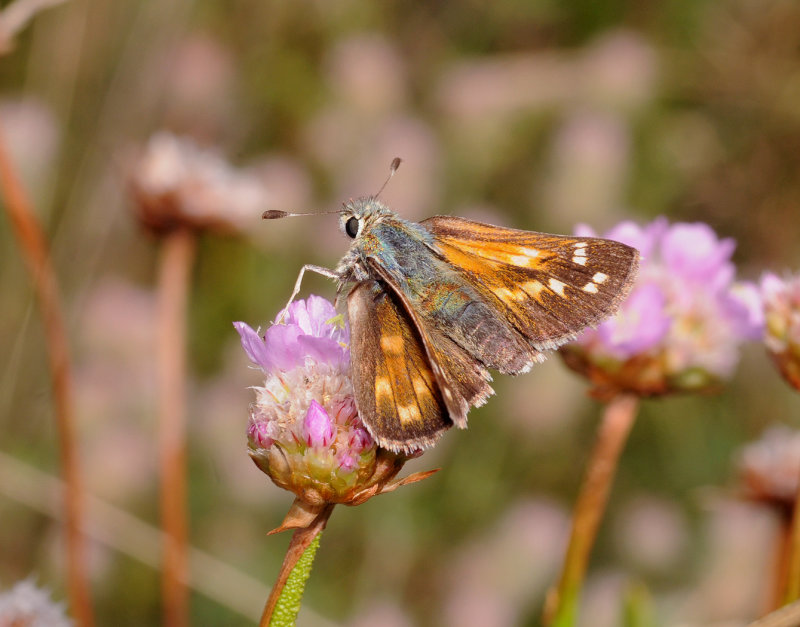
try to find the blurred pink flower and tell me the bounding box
[127,132,268,234]
[739,425,800,510]
[760,271,800,390]
[562,218,761,397]
[0,579,71,627]
[326,34,407,115]
[442,499,569,627]
[0,98,59,199]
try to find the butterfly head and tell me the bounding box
[339,197,395,240]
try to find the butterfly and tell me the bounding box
[264,159,639,453]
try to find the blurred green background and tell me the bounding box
[1,0,799,625]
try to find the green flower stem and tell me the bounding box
[544,394,639,626]
[260,504,334,626]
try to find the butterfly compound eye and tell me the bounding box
[345,216,360,238]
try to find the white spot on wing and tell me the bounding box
[572,256,587,265]
[593,272,609,284]
[583,282,599,293]
[521,280,545,298]
[548,278,567,297]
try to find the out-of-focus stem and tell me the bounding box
[157,227,196,627]
[749,599,800,627]
[783,472,800,604]
[544,394,639,627]
[0,123,94,626]
[771,513,792,611]
[260,505,335,627]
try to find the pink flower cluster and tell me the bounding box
[235,296,377,501]
[563,218,762,396]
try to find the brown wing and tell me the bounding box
[347,280,453,453]
[422,215,640,351]
[365,258,494,428]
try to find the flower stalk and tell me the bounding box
[260,504,334,627]
[543,394,639,627]
[0,122,94,626]
[157,227,196,627]
[786,462,800,606]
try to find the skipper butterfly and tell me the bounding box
[264,159,639,452]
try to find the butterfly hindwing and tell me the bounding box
[347,280,452,452]
[365,257,494,428]
[422,215,640,352]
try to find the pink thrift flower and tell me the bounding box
[563,218,761,397]
[235,295,428,519]
[0,579,71,627]
[739,425,800,509]
[760,271,800,391]
[303,400,335,448]
[128,132,267,234]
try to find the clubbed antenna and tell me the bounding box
[262,209,340,220]
[374,157,402,199]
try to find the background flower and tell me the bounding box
[0,579,72,627]
[738,425,800,510]
[562,218,763,396]
[760,272,800,390]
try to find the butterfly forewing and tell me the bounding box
[423,215,639,350]
[347,280,452,452]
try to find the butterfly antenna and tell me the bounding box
[374,157,402,199]
[262,208,340,220]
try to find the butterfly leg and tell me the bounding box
[277,264,340,323]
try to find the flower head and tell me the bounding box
[760,272,800,391]
[562,218,762,397]
[128,132,268,234]
[0,579,72,627]
[738,425,800,512]
[235,295,430,530]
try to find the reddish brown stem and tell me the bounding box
[544,394,639,626]
[260,504,335,626]
[157,228,196,627]
[0,123,94,626]
[770,512,792,611]
[784,469,800,605]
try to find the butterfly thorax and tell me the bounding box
[335,197,435,288]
